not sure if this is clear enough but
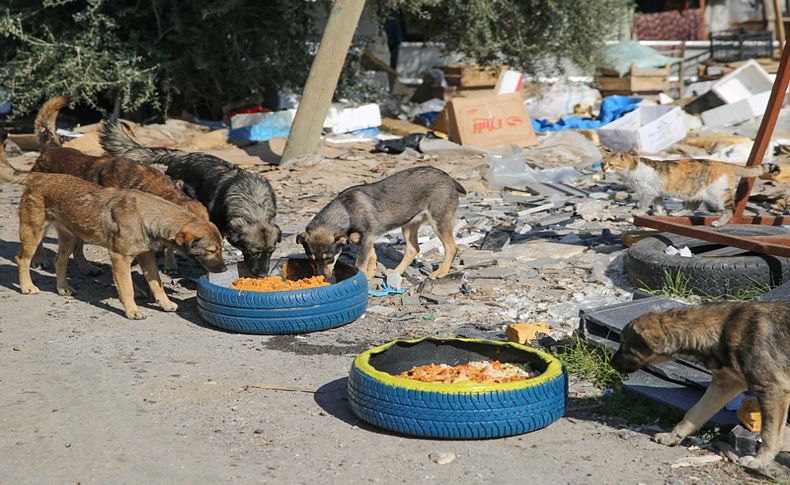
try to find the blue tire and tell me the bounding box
[347,338,567,439]
[195,261,368,334]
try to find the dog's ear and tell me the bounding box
[175,231,201,252]
[296,232,307,245]
[334,232,349,246]
[347,232,361,244]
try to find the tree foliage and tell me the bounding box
[1,0,631,120]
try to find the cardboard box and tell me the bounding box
[439,64,505,88]
[598,105,688,154]
[495,70,524,95]
[434,93,537,148]
[700,91,771,127]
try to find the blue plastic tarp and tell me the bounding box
[531,95,641,133]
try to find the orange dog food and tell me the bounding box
[398,360,538,384]
[230,275,330,292]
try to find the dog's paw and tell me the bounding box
[20,284,40,295]
[738,454,773,470]
[710,219,726,228]
[57,286,76,296]
[429,269,449,280]
[653,432,683,446]
[159,300,178,312]
[125,309,147,320]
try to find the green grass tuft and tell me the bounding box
[551,335,623,387]
[641,269,771,303]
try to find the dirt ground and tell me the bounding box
[0,149,767,484]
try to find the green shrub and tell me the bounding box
[1,0,632,120]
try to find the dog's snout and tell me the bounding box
[203,257,227,273]
[244,254,272,277]
[610,350,639,373]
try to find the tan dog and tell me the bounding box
[31,96,210,274]
[611,302,790,472]
[0,137,226,319]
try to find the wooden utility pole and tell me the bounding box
[282,0,366,162]
[773,0,786,50]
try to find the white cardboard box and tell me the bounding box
[598,105,688,154]
[701,91,771,127]
[711,59,773,104]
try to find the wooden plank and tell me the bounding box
[282,0,366,162]
[630,76,670,92]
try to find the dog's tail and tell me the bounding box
[0,133,27,185]
[452,179,467,196]
[737,163,780,178]
[35,96,69,150]
[99,120,182,166]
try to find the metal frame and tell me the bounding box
[633,36,790,256]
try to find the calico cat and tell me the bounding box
[603,151,779,226]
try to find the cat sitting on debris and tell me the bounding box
[602,150,779,226]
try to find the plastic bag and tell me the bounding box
[485,146,581,189]
[521,131,602,168]
[602,41,681,77]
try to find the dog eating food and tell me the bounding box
[100,121,281,276]
[398,360,538,384]
[230,275,329,292]
[297,166,466,281]
[0,136,226,320]
[30,96,211,274]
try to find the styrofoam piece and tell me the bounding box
[598,105,688,154]
[329,103,382,134]
[711,59,773,104]
[700,91,771,127]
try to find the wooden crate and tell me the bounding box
[439,64,505,88]
[595,64,670,94]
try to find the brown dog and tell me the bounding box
[611,302,790,472]
[0,138,226,319]
[30,96,210,274]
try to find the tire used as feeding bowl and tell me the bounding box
[347,338,567,439]
[196,258,368,334]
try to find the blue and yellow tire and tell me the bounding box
[196,262,368,334]
[347,337,567,439]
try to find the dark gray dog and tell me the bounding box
[100,121,280,276]
[297,166,466,280]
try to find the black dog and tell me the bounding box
[100,121,281,275]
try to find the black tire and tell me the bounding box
[195,260,368,334]
[626,225,790,298]
[347,338,567,439]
